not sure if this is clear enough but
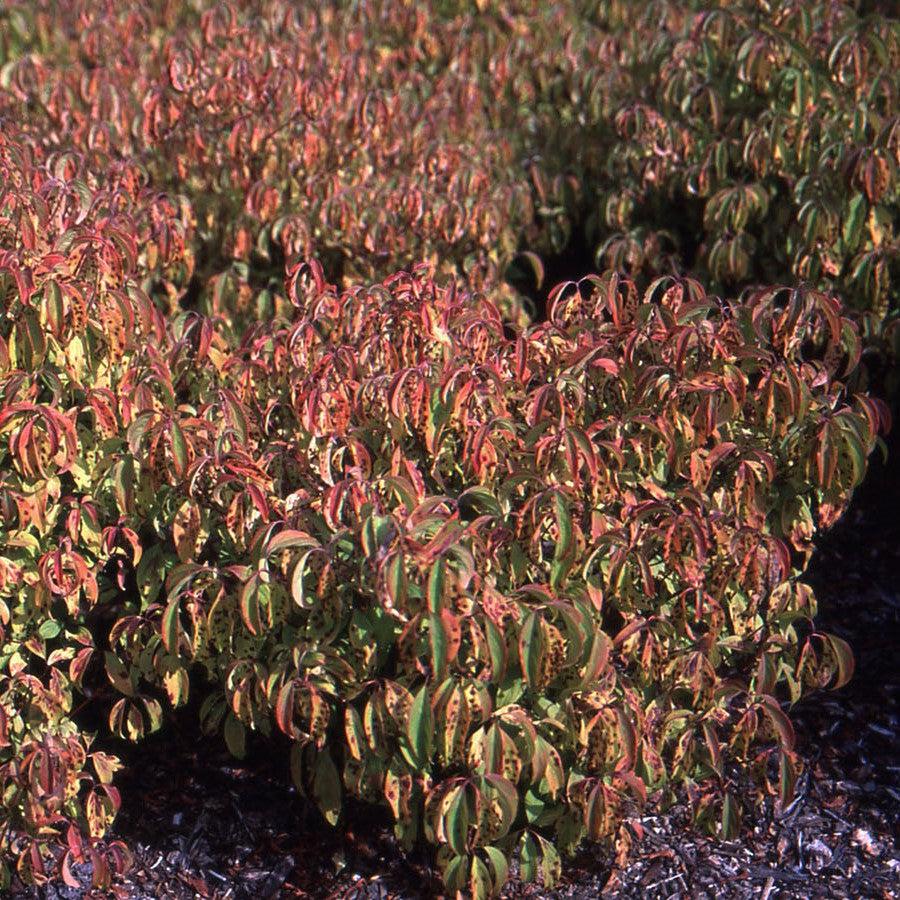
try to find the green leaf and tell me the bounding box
[161,597,180,653]
[290,548,321,609]
[538,835,562,887]
[383,475,418,512]
[550,493,575,590]
[265,529,319,556]
[759,695,795,750]
[585,782,607,839]
[38,619,61,640]
[427,559,445,614]
[510,541,528,583]
[112,457,135,515]
[483,774,518,838]
[469,855,492,900]
[720,791,741,839]
[406,684,434,766]
[485,618,507,682]
[581,628,611,686]
[275,682,295,737]
[104,651,134,697]
[702,719,723,778]
[553,492,573,562]
[164,561,205,598]
[458,486,503,518]
[483,846,509,894]
[535,736,565,798]
[361,515,379,560]
[15,307,46,369]
[780,749,799,808]
[525,789,546,824]
[385,552,406,610]
[445,786,470,856]
[223,714,246,759]
[239,576,263,636]
[518,611,543,689]
[170,419,188,477]
[312,750,342,826]
[839,428,866,488]
[429,611,448,679]
[519,832,539,883]
[345,705,366,760]
[443,853,468,894]
[843,193,867,252]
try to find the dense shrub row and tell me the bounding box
[0,0,896,895]
[0,118,888,890]
[441,1,899,374]
[2,2,897,345]
[0,0,534,330]
[537,1,900,387]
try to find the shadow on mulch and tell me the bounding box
[796,415,900,828]
[17,425,900,900]
[104,728,440,900]
[507,420,900,899]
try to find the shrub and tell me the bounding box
[0,123,887,888]
[3,1,896,359]
[0,1,895,895]
[0,124,156,889]
[0,0,534,331]
[480,0,900,382]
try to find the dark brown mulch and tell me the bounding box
[14,441,900,900]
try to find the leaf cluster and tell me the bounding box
[0,1,895,895]
[0,129,886,889]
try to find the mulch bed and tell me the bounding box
[15,443,899,900]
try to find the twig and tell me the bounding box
[820,807,851,827]
[645,871,689,893]
[749,865,806,883]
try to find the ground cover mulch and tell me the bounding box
[15,435,899,900]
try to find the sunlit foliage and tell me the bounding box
[0,0,895,894]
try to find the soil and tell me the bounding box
[14,428,899,900]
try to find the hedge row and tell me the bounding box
[0,0,895,895]
[2,1,897,347]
